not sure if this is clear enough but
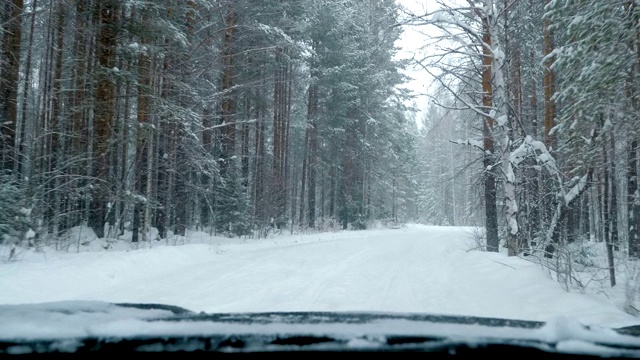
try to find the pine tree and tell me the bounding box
[0,0,23,173]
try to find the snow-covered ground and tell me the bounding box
[0,224,637,328]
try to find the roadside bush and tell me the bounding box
[0,171,30,244]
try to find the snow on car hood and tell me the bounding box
[0,301,639,356]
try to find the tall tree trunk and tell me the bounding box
[320,166,325,222]
[50,2,65,237]
[272,46,289,226]
[511,48,523,136]
[71,0,89,228]
[283,58,293,225]
[629,139,640,257]
[482,14,499,252]
[241,103,250,188]
[596,172,604,242]
[392,175,397,222]
[603,133,616,287]
[298,130,308,226]
[37,6,55,235]
[626,0,640,258]
[90,0,118,239]
[221,3,235,167]
[589,187,597,241]
[329,149,336,219]
[253,78,267,226]
[0,0,23,173]
[133,8,153,242]
[543,0,556,150]
[487,2,518,256]
[18,0,37,189]
[118,68,132,236]
[610,131,619,251]
[213,1,237,233]
[528,46,543,247]
[307,80,319,228]
[341,140,352,230]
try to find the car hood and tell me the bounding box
[0,301,639,356]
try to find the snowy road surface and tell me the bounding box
[0,225,637,327]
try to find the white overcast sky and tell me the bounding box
[394,0,435,122]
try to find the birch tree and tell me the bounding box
[406,0,521,254]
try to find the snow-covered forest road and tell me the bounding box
[0,225,636,328]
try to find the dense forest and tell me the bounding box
[406,0,640,290]
[0,0,423,244]
[2,0,640,288]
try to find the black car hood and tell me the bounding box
[0,301,639,357]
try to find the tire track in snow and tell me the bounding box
[303,247,372,309]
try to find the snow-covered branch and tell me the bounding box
[450,138,484,151]
[202,119,257,131]
[509,135,558,174]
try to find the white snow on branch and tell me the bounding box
[257,23,295,45]
[505,162,515,183]
[431,11,447,23]
[425,10,482,42]
[25,229,36,240]
[564,174,589,205]
[509,218,518,235]
[509,136,558,174]
[496,115,508,127]
[493,46,505,62]
[451,138,484,150]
